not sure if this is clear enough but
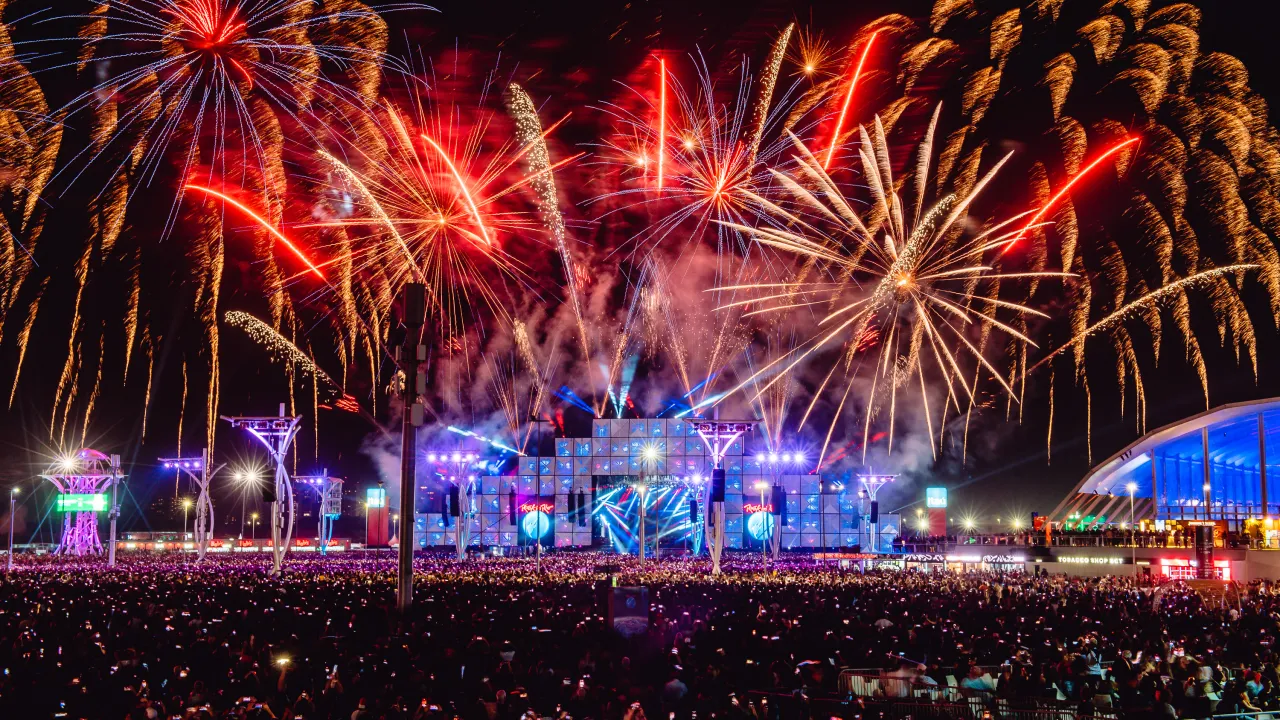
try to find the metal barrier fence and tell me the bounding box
[747,693,1122,720]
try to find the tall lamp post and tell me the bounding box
[6,487,18,572]
[251,512,259,542]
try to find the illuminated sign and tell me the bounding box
[518,501,555,514]
[742,502,774,514]
[521,510,552,538]
[1057,556,1125,564]
[945,554,1026,564]
[903,553,946,563]
[693,422,752,433]
[746,510,775,540]
[925,487,948,508]
[55,494,107,512]
[366,487,387,508]
[981,554,1026,564]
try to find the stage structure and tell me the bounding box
[416,418,895,555]
[857,474,895,553]
[223,406,301,575]
[696,421,753,575]
[42,449,123,559]
[160,451,224,562]
[295,472,343,555]
[434,451,478,561]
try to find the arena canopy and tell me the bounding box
[1049,398,1280,525]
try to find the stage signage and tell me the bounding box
[518,501,555,514]
[55,493,107,512]
[925,487,948,508]
[742,502,774,514]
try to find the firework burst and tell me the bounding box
[719,110,1072,465]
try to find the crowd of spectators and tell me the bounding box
[0,551,1276,719]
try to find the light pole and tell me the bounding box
[637,485,647,567]
[182,498,192,564]
[755,481,769,567]
[251,512,259,543]
[391,514,399,543]
[1128,481,1138,566]
[7,488,18,572]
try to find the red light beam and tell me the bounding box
[1000,136,1140,254]
[823,30,879,171]
[184,184,325,279]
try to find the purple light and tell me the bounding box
[781,453,793,463]
[451,452,461,462]
[427,453,437,462]
[755,453,766,463]
[794,452,805,463]
[768,453,778,463]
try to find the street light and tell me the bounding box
[7,487,18,572]
[234,468,262,539]
[251,512,260,542]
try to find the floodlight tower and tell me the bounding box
[295,471,344,555]
[695,421,754,575]
[41,449,123,559]
[857,472,896,552]
[159,450,225,562]
[223,406,302,575]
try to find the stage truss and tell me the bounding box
[160,451,224,562]
[694,421,754,575]
[223,407,301,575]
[41,449,122,557]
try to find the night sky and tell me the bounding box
[1,0,1279,540]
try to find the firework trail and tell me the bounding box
[226,311,338,389]
[0,7,62,422]
[1031,265,1262,372]
[504,82,595,407]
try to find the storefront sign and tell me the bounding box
[1056,556,1126,565]
[902,553,946,563]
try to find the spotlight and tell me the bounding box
[794,452,805,463]
[428,453,437,462]
[755,453,766,463]
[781,453,792,463]
[451,452,461,462]
[768,453,778,462]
